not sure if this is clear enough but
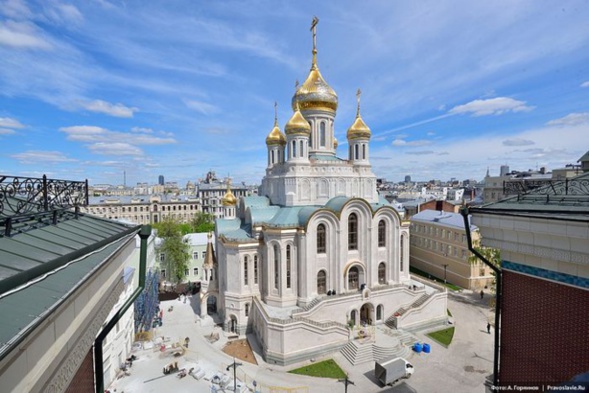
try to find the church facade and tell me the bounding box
[210,20,447,365]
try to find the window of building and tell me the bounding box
[377,305,383,320]
[193,251,198,259]
[362,144,366,159]
[244,256,249,286]
[286,246,291,289]
[348,213,358,250]
[245,303,250,317]
[193,267,198,276]
[300,140,304,157]
[159,253,165,262]
[317,223,326,253]
[254,255,258,284]
[184,268,189,276]
[480,268,485,276]
[160,269,166,278]
[348,266,359,290]
[378,220,386,247]
[292,140,296,158]
[320,122,326,147]
[354,144,359,160]
[317,270,326,294]
[274,244,279,289]
[378,262,386,284]
[400,235,405,271]
[203,251,206,259]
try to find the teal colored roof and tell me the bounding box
[243,195,271,208]
[249,206,281,224]
[0,213,140,359]
[268,207,307,227]
[309,154,345,162]
[325,196,351,212]
[216,219,254,241]
[298,206,322,226]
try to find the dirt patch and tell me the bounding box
[222,339,258,365]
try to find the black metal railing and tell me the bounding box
[503,176,589,197]
[0,175,88,236]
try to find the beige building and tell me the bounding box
[410,210,493,290]
[81,194,201,225]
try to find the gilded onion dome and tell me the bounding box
[266,102,286,146]
[221,181,237,206]
[291,17,338,114]
[347,89,372,140]
[285,103,311,135]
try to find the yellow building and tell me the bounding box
[410,210,493,290]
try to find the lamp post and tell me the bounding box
[226,358,242,392]
[443,264,449,284]
[338,375,355,393]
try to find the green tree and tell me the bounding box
[469,244,501,293]
[154,218,190,284]
[190,211,215,233]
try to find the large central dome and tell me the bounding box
[291,38,338,114]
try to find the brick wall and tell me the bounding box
[65,348,95,393]
[500,270,589,385]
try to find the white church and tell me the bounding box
[203,20,447,365]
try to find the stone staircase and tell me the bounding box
[385,293,433,329]
[339,328,418,365]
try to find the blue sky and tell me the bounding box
[1,0,588,186]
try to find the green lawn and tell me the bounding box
[409,266,462,291]
[288,359,347,379]
[427,327,455,347]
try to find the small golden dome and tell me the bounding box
[266,102,286,146]
[221,182,237,206]
[285,104,311,135]
[334,137,338,149]
[347,89,371,140]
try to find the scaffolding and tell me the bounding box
[134,269,160,333]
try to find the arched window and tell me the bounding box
[348,213,358,250]
[362,144,366,159]
[286,245,292,289]
[254,255,258,284]
[317,270,326,294]
[378,220,386,247]
[245,303,250,317]
[348,266,359,290]
[300,140,304,158]
[320,122,326,147]
[244,256,249,286]
[271,150,275,164]
[292,140,296,158]
[378,262,386,284]
[377,305,383,320]
[274,244,279,289]
[400,235,405,271]
[354,144,359,160]
[317,224,326,253]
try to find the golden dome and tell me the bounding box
[285,104,311,135]
[347,89,371,140]
[291,18,337,114]
[266,103,286,146]
[221,181,237,206]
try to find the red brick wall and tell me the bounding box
[500,270,589,385]
[65,347,95,393]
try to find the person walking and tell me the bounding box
[480,290,484,299]
[487,322,491,334]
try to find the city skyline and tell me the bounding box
[1,1,588,185]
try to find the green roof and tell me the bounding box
[0,213,140,359]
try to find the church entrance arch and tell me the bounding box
[360,303,374,326]
[229,315,238,333]
[200,292,218,318]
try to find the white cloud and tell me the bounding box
[502,138,535,146]
[426,131,436,136]
[0,117,25,129]
[581,81,589,88]
[449,97,534,116]
[12,150,77,164]
[392,138,432,147]
[406,150,435,155]
[185,100,220,115]
[0,20,52,49]
[60,125,176,145]
[547,112,589,127]
[1,0,33,19]
[80,99,138,118]
[0,128,16,135]
[88,142,143,156]
[131,127,153,134]
[45,3,84,25]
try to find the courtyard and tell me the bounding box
[106,289,494,393]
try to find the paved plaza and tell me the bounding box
[107,290,494,393]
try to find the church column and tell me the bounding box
[298,230,307,301]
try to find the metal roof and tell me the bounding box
[0,212,140,360]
